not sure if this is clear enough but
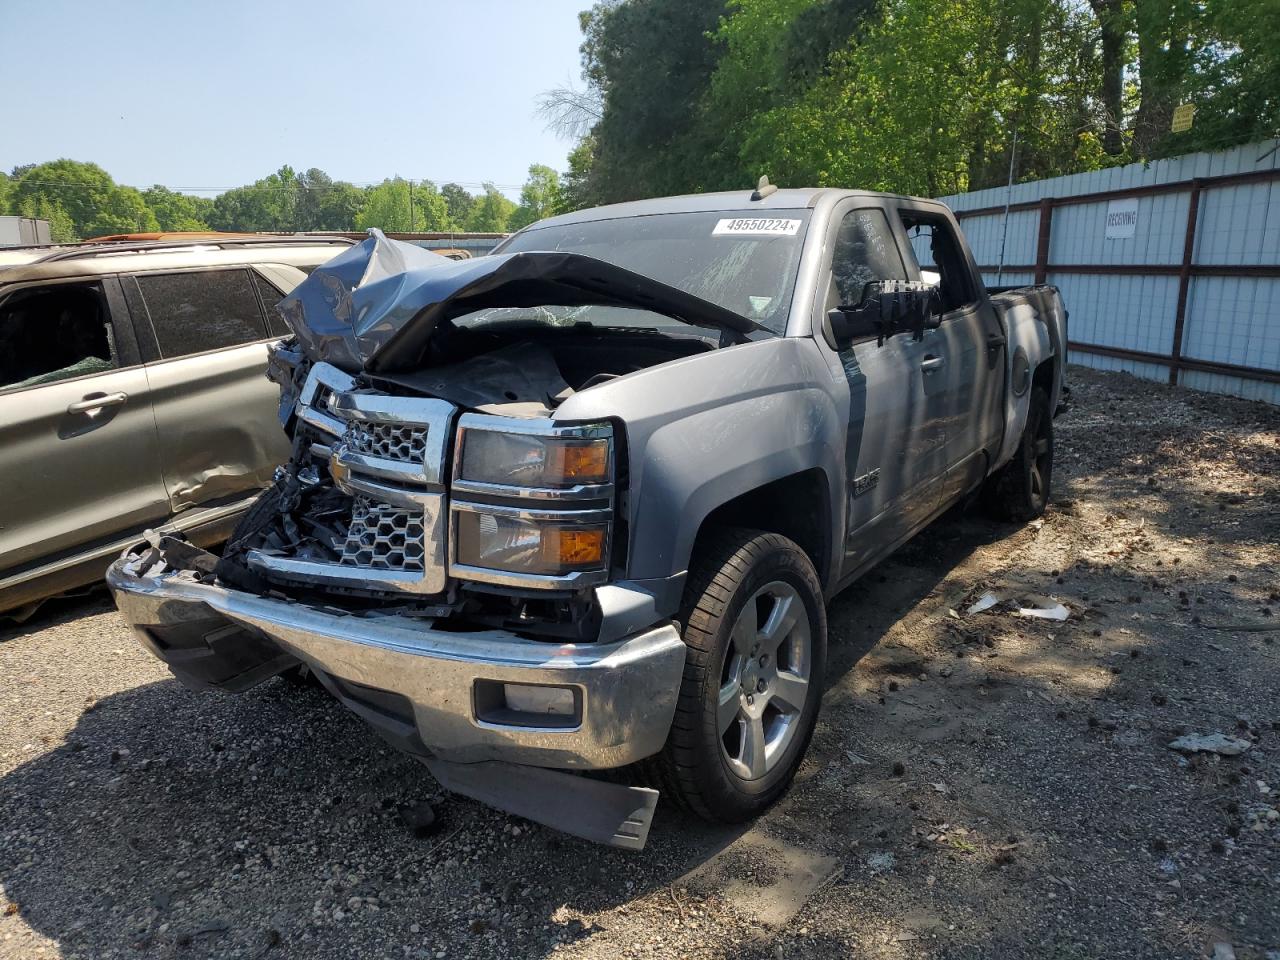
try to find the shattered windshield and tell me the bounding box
[483,210,813,336]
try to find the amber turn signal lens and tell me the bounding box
[551,441,611,484]
[542,527,606,569]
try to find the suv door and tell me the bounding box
[818,206,946,579]
[896,205,1005,503]
[0,277,169,579]
[126,267,292,513]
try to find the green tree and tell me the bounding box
[1162,0,1280,154]
[0,172,11,215]
[559,138,598,213]
[295,168,364,231]
[142,185,214,231]
[16,195,77,242]
[208,166,299,232]
[413,180,455,231]
[465,184,517,232]
[85,185,161,236]
[11,159,118,237]
[441,183,476,228]
[578,0,726,202]
[356,178,416,232]
[510,164,564,229]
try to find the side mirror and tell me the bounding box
[828,280,941,348]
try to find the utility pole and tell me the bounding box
[409,178,415,233]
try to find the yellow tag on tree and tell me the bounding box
[1171,103,1196,133]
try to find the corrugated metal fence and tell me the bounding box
[937,139,1280,403]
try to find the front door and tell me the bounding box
[0,277,169,576]
[822,207,947,579]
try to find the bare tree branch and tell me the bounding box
[536,85,604,141]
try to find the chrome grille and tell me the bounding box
[339,497,426,572]
[344,422,428,464]
[249,363,454,595]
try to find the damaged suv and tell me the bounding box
[108,187,1066,848]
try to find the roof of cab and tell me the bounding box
[523,187,934,232]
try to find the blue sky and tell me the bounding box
[2,0,588,197]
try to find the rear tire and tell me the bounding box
[649,529,826,822]
[983,385,1053,522]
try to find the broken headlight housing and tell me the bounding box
[449,416,615,588]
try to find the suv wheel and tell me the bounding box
[983,385,1053,522]
[650,529,826,822]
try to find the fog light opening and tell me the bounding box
[473,680,582,729]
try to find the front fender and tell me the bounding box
[554,338,844,596]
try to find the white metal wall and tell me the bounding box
[936,139,1280,404]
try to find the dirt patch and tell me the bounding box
[1,366,1277,959]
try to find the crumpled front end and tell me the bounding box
[103,231,748,848]
[108,535,684,848]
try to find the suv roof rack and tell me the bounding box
[35,235,355,264]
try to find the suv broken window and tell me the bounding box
[0,283,116,391]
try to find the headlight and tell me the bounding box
[450,417,617,587]
[454,508,608,576]
[458,427,612,489]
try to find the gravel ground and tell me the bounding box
[2,365,1278,960]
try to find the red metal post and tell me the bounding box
[1034,198,1054,285]
[1169,179,1205,385]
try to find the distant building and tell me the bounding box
[0,217,51,247]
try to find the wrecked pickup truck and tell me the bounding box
[107,187,1066,849]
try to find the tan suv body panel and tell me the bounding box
[0,240,350,613]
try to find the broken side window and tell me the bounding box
[897,212,976,313]
[0,282,117,392]
[831,208,909,307]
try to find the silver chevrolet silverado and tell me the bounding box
[107,186,1066,848]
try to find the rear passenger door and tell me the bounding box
[0,278,169,577]
[126,268,292,513]
[896,205,1005,503]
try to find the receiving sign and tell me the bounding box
[1105,198,1139,239]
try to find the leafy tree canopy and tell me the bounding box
[555,0,1280,206]
[510,165,564,230]
[2,164,553,239]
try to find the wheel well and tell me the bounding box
[1032,357,1056,397]
[694,469,831,587]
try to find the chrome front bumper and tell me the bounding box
[106,545,686,772]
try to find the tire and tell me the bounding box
[213,485,284,594]
[649,529,827,822]
[983,385,1053,522]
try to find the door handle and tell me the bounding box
[921,355,945,372]
[67,392,128,416]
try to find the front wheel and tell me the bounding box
[650,529,826,822]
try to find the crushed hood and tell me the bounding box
[277,230,762,373]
